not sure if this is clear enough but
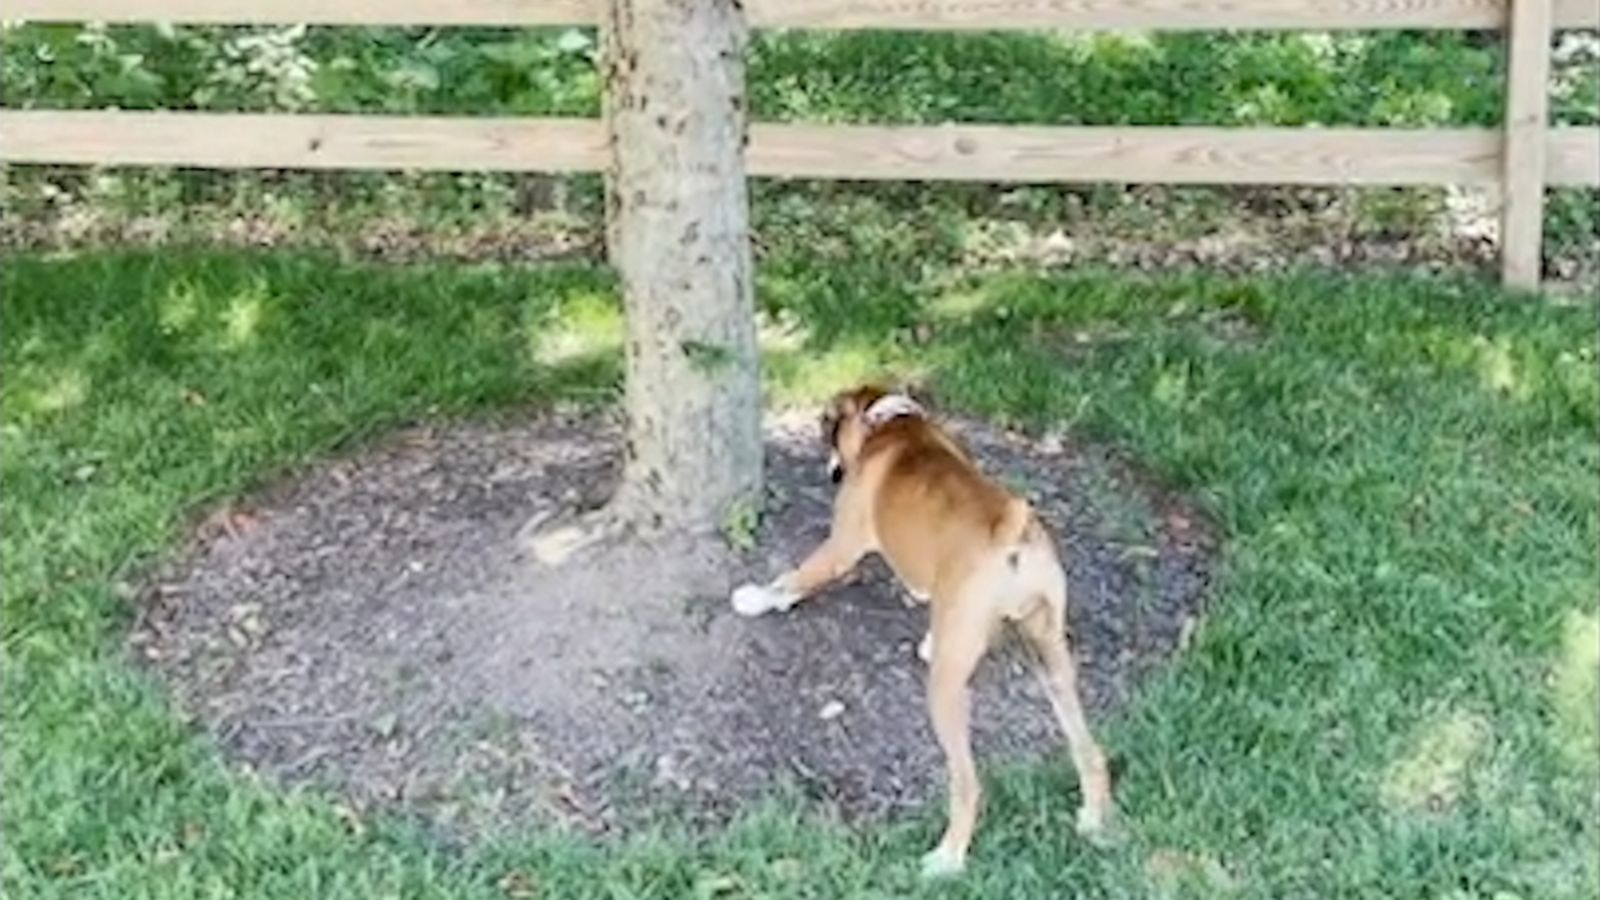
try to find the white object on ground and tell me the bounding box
[730,581,799,617]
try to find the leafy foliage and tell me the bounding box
[10,24,1596,126]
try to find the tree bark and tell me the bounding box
[601,0,762,534]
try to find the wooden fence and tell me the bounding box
[3,0,1597,289]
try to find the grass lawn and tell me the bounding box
[2,249,1596,898]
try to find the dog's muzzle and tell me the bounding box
[827,451,844,483]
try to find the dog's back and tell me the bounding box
[857,417,1048,603]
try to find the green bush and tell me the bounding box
[7,24,1595,126]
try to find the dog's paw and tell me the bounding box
[916,632,934,664]
[919,846,966,880]
[730,583,796,617]
[1075,806,1118,848]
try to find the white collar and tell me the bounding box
[862,393,925,427]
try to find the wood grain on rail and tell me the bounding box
[1548,128,1600,187]
[751,0,1600,31]
[3,0,597,26]
[750,125,1593,186]
[8,0,1597,29]
[5,111,1596,187]
[0,111,607,171]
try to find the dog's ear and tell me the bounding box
[845,384,888,416]
[819,405,841,446]
[819,391,852,445]
[897,379,934,411]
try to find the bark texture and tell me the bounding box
[602,0,762,533]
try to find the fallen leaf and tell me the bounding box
[370,713,400,739]
[1146,849,1237,891]
[228,603,262,622]
[695,873,740,898]
[200,505,261,540]
[496,870,538,898]
[225,511,261,536]
[769,857,802,880]
[1177,615,1200,652]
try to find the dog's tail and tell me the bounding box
[993,495,1039,549]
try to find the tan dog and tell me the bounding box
[731,385,1114,877]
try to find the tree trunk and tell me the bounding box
[602,0,762,534]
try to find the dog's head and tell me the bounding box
[819,383,925,483]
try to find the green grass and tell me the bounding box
[3,249,1598,898]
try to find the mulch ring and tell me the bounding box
[131,409,1217,840]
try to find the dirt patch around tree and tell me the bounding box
[131,410,1217,839]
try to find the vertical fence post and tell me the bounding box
[1501,0,1553,290]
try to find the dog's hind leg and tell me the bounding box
[920,601,990,878]
[1016,585,1114,841]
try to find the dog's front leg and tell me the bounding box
[731,536,863,617]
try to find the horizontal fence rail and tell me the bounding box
[3,0,1597,288]
[7,0,1599,29]
[3,111,1597,188]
